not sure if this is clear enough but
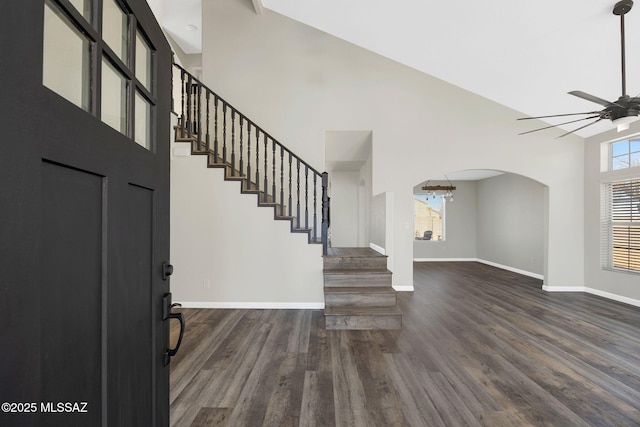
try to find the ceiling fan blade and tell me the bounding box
[518,115,601,135]
[556,118,604,138]
[517,111,602,120]
[568,91,615,107]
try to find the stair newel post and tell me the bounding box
[304,165,309,230]
[313,173,317,242]
[231,109,236,176]
[213,96,219,163]
[239,115,244,177]
[280,146,284,217]
[247,122,252,186]
[263,134,268,203]
[222,103,227,164]
[296,158,301,227]
[321,172,329,255]
[186,74,192,139]
[180,69,185,134]
[196,83,202,151]
[205,90,210,153]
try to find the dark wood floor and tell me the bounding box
[169,262,640,426]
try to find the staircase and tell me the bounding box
[173,64,329,250]
[324,247,402,330]
[174,64,401,330]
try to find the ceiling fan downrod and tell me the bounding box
[614,0,633,96]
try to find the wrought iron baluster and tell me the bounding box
[272,140,276,205]
[222,103,227,164]
[296,158,301,227]
[186,74,192,138]
[280,147,284,217]
[180,70,185,133]
[304,165,309,230]
[196,84,202,151]
[313,173,317,242]
[205,90,210,153]
[321,172,329,255]
[263,134,268,203]
[213,96,219,162]
[239,116,244,177]
[231,109,236,175]
[255,128,260,192]
[288,153,292,217]
[247,123,252,187]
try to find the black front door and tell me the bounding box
[0,0,173,426]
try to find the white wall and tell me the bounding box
[476,174,545,276]
[201,0,585,290]
[330,171,360,247]
[584,125,640,304]
[170,152,324,307]
[413,181,478,259]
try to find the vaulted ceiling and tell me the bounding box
[161,0,640,138]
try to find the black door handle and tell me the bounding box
[163,293,185,366]
[164,311,184,366]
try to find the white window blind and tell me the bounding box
[601,178,640,273]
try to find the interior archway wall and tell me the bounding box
[413,170,547,278]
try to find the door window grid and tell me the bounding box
[42,0,156,150]
[43,0,91,111]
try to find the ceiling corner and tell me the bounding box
[252,0,264,15]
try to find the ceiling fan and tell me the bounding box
[519,0,640,137]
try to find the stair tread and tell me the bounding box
[324,306,402,316]
[324,247,387,258]
[324,286,396,294]
[323,269,391,275]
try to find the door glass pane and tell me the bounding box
[103,0,128,64]
[135,91,151,149]
[68,0,92,22]
[43,0,90,111]
[136,31,152,91]
[102,58,128,134]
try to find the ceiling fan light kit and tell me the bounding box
[518,0,640,137]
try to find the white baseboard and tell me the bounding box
[542,286,640,308]
[369,242,386,255]
[476,259,544,280]
[585,288,640,308]
[413,257,543,280]
[177,301,325,309]
[393,285,414,292]
[542,285,586,292]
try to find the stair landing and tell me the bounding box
[323,247,402,330]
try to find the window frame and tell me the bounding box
[43,0,157,150]
[413,193,446,242]
[601,138,640,275]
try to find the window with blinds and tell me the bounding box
[601,178,640,273]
